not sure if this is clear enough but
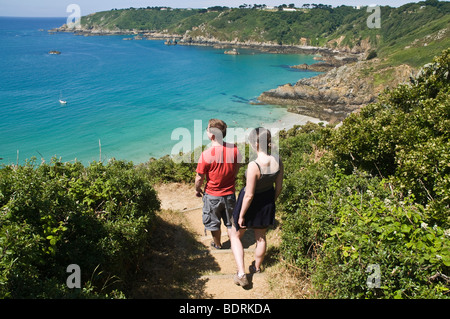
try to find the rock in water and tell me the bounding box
[224,49,239,55]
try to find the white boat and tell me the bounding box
[59,92,67,104]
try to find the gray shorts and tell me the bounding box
[202,193,236,231]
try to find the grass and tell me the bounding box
[377,14,450,68]
[373,67,395,87]
[261,221,318,299]
[266,262,317,299]
[387,40,450,68]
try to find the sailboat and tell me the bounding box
[59,92,67,104]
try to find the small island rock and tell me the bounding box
[224,49,239,55]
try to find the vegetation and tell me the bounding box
[0,159,160,298]
[81,8,202,31]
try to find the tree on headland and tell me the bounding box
[207,6,229,11]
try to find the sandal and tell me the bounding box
[249,262,262,273]
[210,242,222,249]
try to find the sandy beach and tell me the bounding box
[260,110,327,131]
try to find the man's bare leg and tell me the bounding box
[211,230,222,248]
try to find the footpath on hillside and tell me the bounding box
[129,183,310,299]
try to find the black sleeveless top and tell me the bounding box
[245,160,280,194]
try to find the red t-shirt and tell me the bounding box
[196,143,241,196]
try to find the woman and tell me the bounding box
[229,127,284,287]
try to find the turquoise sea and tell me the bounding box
[0,17,321,165]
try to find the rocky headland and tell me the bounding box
[290,54,359,72]
[259,58,417,122]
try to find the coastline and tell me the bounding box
[52,27,334,164]
[51,26,360,121]
[49,25,352,147]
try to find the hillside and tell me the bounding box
[60,1,450,68]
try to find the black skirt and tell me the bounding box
[233,187,276,230]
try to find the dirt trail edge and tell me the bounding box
[131,182,281,299]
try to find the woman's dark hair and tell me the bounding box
[248,127,271,154]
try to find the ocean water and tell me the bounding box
[0,17,321,165]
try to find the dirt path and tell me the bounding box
[130,182,286,299]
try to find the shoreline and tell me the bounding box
[259,109,326,132]
[51,26,352,57]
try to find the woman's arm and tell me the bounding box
[238,161,259,228]
[274,159,284,201]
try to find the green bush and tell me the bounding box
[330,49,450,227]
[278,123,333,269]
[311,171,449,298]
[279,50,449,298]
[0,158,160,298]
[279,161,333,270]
[281,162,449,298]
[137,154,197,184]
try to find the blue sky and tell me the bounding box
[0,0,432,17]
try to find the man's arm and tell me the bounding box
[195,173,205,197]
[234,162,241,179]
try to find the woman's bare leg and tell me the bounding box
[228,226,246,275]
[253,228,267,271]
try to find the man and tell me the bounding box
[195,119,241,249]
